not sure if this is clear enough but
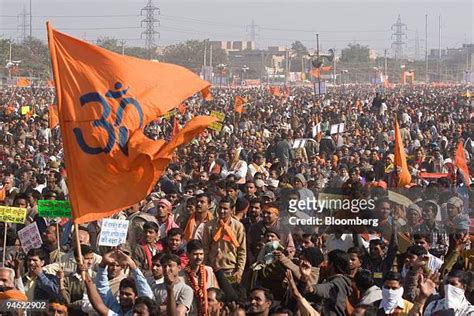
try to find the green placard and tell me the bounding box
[38,200,72,218]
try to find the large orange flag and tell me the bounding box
[455,141,471,186]
[234,96,246,113]
[48,104,59,129]
[47,22,217,224]
[393,117,411,187]
[16,77,31,87]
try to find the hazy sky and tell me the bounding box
[1,0,472,58]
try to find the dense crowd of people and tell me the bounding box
[0,83,473,315]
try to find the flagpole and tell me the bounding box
[74,223,85,277]
[2,223,7,267]
[56,221,61,263]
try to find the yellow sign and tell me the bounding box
[162,108,178,120]
[209,111,225,132]
[0,206,27,224]
[21,106,30,115]
[209,121,223,132]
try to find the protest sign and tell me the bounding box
[18,222,42,254]
[0,206,26,224]
[21,106,30,115]
[98,219,129,247]
[330,123,345,135]
[38,200,72,218]
[312,123,322,138]
[209,111,225,132]
[162,108,178,120]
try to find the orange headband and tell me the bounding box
[50,303,68,313]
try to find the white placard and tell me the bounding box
[330,123,345,135]
[98,219,129,247]
[18,222,43,254]
[312,123,322,138]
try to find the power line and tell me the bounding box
[140,0,160,57]
[391,14,407,60]
[246,19,259,44]
[0,14,139,18]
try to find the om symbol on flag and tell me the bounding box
[73,82,144,156]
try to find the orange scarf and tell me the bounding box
[183,211,214,241]
[212,219,240,248]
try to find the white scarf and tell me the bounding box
[380,287,405,314]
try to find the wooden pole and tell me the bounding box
[2,223,7,267]
[74,223,86,279]
[56,221,61,263]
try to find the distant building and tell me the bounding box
[210,41,256,54]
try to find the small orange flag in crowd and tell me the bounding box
[269,86,281,97]
[321,66,332,72]
[234,96,246,113]
[172,117,181,137]
[47,79,55,88]
[202,87,214,101]
[48,104,59,129]
[177,103,187,116]
[47,22,217,224]
[455,141,471,186]
[393,117,412,187]
[310,68,320,78]
[16,77,31,87]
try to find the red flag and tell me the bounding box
[177,103,186,116]
[321,66,332,72]
[394,117,412,187]
[234,96,246,113]
[47,22,217,224]
[48,104,59,129]
[269,86,281,97]
[455,141,471,186]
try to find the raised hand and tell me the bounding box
[299,260,312,281]
[285,270,303,300]
[417,271,439,299]
[115,250,137,270]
